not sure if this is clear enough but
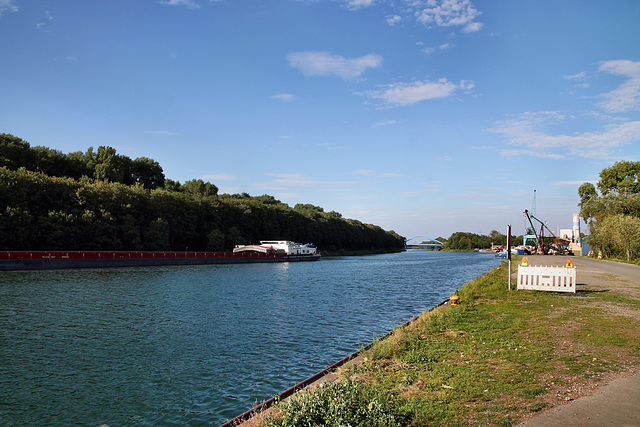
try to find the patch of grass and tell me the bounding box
[520,386,547,398]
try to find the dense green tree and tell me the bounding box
[131,157,165,189]
[0,134,33,169]
[144,218,171,250]
[0,135,406,252]
[206,228,225,251]
[579,161,640,260]
[182,179,218,197]
[598,160,640,196]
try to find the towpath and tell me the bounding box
[516,255,640,427]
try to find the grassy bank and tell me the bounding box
[262,260,640,426]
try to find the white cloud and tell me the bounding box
[490,111,640,159]
[159,0,200,9]
[387,14,402,26]
[271,93,296,102]
[345,0,374,10]
[462,21,483,33]
[287,51,382,79]
[314,142,345,150]
[266,173,320,187]
[0,0,17,16]
[374,120,397,126]
[598,60,640,113]
[264,173,358,191]
[564,71,587,81]
[423,42,453,54]
[361,78,473,107]
[414,0,482,30]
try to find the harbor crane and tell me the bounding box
[523,210,573,255]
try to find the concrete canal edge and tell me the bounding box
[219,299,451,427]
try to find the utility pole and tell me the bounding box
[507,224,512,291]
[532,189,537,217]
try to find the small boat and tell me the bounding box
[495,252,507,258]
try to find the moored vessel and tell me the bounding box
[0,243,320,271]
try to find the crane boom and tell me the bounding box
[523,210,572,255]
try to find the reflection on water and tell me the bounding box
[0,251,500,425]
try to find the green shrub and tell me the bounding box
[265,378,407,426]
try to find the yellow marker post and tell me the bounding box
[522,257,528,267]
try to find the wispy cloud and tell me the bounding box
[314,142,345,150]
[264,173,358,190]
[413,0,483,33]
[492,60,640,159]
[423,42,453,54]
[386,14,402,26]
[354,169,405,178]
[491,111,640,159]
[598,59,640,113]
[361,78,474,107]
[36,10,53,30]
[159,0,200,9]
[0,0,17,16]
[462,21,483,33]
[344,0,374,10]
[201,173,236,181]
[287,51,382,80]
[374,120,397,127]
[563,72,587,81]
[271,93,296,102]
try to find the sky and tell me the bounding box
[1,0,639,240]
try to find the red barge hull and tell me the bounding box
[0,251,320,271]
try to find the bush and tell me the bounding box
[265,378,407,427]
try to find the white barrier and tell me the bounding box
[517,265,577,293]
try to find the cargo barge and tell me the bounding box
[0,241,320,271]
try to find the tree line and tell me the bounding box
[579,160,640,261]
[0,133,405,252]
[440,230,522,251]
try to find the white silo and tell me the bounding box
[572,213,580,245]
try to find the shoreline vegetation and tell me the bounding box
[0,134,405,253]
[255,257,640,426]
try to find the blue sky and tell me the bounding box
[2,0,639,239]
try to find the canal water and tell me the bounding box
[0,250,501,426]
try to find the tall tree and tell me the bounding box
[598,160,640,196]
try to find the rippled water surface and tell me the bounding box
[0,250,500,425]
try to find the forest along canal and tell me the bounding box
[0,250,501,426]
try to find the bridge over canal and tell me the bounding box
[405,236,443,248]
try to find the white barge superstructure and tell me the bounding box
[233,240,318,256]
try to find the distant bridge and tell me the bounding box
[405,236,443,248]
